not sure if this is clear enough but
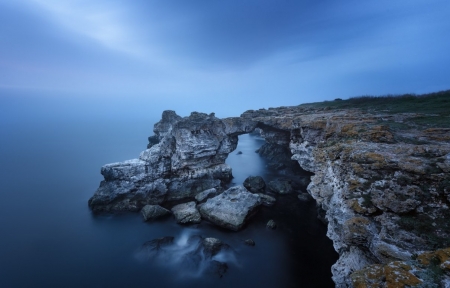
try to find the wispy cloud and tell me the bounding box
[28,0,144,57]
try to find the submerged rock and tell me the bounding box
[171,202,201,224]
[268,179,293,194]
[198,186,262,231]
[202,237,227,258]
[142,236,175,251]
[266,219,277,229]
[243,176,266,193]
[244,239,256,246]
[141,205,171,221]
[297,193,312,202]
[139,233,232,278]
[257,193,276,206]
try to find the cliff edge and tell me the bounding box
[89,91,450,287]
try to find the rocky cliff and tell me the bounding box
[89,92,450,287]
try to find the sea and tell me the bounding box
[0,94,337,287]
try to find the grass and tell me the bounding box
[300,90,450,128]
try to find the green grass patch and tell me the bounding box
[300,90,450,128]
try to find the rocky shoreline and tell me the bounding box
[89,98,450,287]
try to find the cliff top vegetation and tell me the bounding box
[301,90,450,128]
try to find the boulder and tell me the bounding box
[257,193,276,206]
[195,188,220,203]
[141,205,171,221]
[139,234,231,278]
[244,239,256,246]
[198,186,262,231]
[268,179,293,194]
[171,201,201,224]
[142,236,174,251]
[202,237,227,258]
[297,193,312,202]
[266,219,277,229]
[243,176,266,193]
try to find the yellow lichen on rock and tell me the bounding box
[384,261,421,288]
[351,261,421,288]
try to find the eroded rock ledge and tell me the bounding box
[89,106,450,287]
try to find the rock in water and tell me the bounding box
[266,219,277,229]
[202,237,226,257]
[171,201,201,224]
[243,176,266,193]
[244,239,256,246]
[268,179,293,194]
[140,234,232,278]
[142,236,175,251]
[257,193,276,206]
[198,186,262,231]
[297,193,311,202]
[195,188,220,203]
[141,205,171,221]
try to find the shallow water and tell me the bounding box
[0,97,337,287]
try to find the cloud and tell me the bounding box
[27,0,145,58]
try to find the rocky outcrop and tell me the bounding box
[194,188,220,203]
[198,186,262,231]
[243,176,266,193]
[89,111,247,212]
[267,178,293,194]
[90,96,450,287]
[171,201,201,224]
[240,105,450,287]
[351,247,450,287]
[141,204,171,221]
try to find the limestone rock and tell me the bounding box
[243,176,266,193]
[257,193,276,206]
[297,193,311,202]
[268,179,293,194]
[244,239,256,246]
[139,234,231,278]
[195,188,220,203]
[141,205,171,221]
[198,186,262,231]
[171,201,201,224]
[90,98,450,287]
[152,110,182,141]
[170,112,238,171]
[266,219,277,229]
[202,237,227,258]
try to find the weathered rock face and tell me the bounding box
[243,176,266,193]
[171,201,201,224]
[90,100,450,287]
[89,111,247,212]
[240,105,450,287]
[198,186,262,231]
[268,178,293,194]
[141,204,171,221]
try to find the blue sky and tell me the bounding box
[1,0,449,115]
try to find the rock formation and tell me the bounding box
[198,186,262,231]
[89,94,450,287]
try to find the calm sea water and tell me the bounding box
[0,96,337,287]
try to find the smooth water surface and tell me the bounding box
[0,97,337,287]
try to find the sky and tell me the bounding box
[1,0,449,116]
